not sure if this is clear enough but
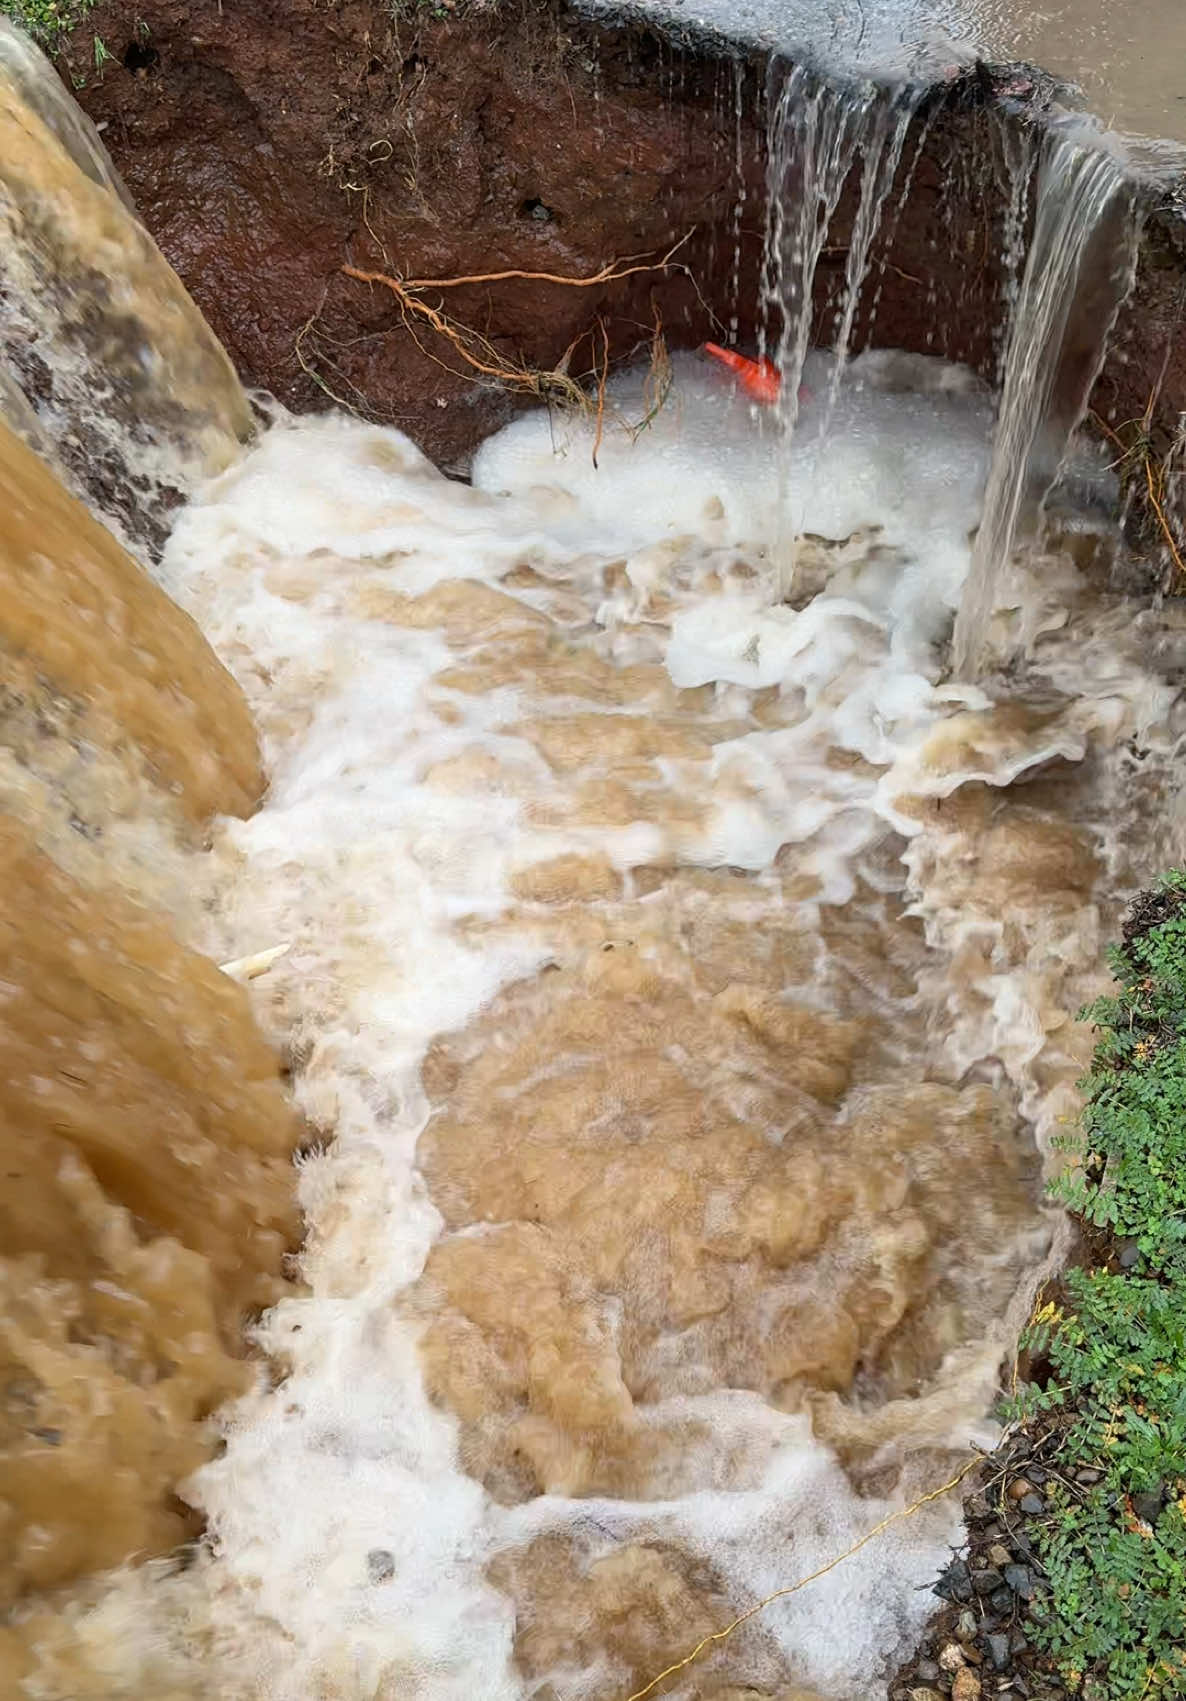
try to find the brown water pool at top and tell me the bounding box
[18,348,1185,1701]
[946,0,1186,147]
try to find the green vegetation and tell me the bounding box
[0,0,96,43]
[1009,870,1186,1698]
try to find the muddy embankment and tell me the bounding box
[54,0,1186,490]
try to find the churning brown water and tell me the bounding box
[2,17,1186,1701]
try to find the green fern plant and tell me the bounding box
[1007,871,1186,1698]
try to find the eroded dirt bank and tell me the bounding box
[52,0,1186,484]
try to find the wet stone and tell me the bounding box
[991,1585,1015,1614]
[1004,1563,1033,1597]
[1018,1493,1046,1515]
[986,1632,1011,1669]
[972,1567,1004,1594]
[939,1556,973,1602]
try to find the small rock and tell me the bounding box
[972,1568,1005,1595]
[1026,1467,1048,1486]
[940,1643,968,1673]
[366,1548,395,1583]
[1075,1467,1102,1485]
[962,1643,984,1666]
[938,1556,973,1603]
[991,1586,1015,1614]
[909,1690,942,1701]
[917,1660,941,1682]
[986,1631,1011,1669]
[1007,1478,1034,1502]
[1010,1630,1029,1655]
[1131,1486,1165,1526]
[1004,1564,1033,1598]
[957,1610,978,1640]
[1117,1238,1141,1268]
[987,1543,1012,1567]
[1018,1494,1045,1516]
[952,1669,982,1701]
[966,1492,991,1520]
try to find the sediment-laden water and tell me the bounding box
[4,15,1186,1701]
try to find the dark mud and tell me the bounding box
[54,0,1186,483]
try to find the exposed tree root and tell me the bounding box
[1090,395,1186,579]
[336,234,695,437]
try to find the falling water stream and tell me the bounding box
[3,18,1186,1701]
[951,127,1141,673]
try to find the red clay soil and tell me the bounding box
[57,0,1186,487]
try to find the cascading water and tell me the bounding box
[952,126,1141,673]
[0,18,252,555]
[4,16,1186,1701]
[762,67,923,428]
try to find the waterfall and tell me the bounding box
[0,21,253,554]
[952,128,1141,673]
[0,37,297,1688]
[4,18,1186,1701]
[762,65,922,432]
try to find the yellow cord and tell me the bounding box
[623,1452,982,1701]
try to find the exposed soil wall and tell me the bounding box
[49,1,1186,496]
[48,0,1186,496]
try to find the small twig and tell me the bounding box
[592,317,609,469]
[1145,456,1186,577]
[1088,400,1186,578]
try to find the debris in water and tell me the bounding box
[219,940,293,981]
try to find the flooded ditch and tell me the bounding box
[2,1,1186,1697]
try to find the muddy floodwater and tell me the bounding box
[624,0,1186,145]
[4,2,1186,1698]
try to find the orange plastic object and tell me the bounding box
[702,342,782,405]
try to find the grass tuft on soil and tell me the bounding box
[0,0,95,42]
[1006,870,1186,1698]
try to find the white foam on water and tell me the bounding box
[45,347,1176,1700]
